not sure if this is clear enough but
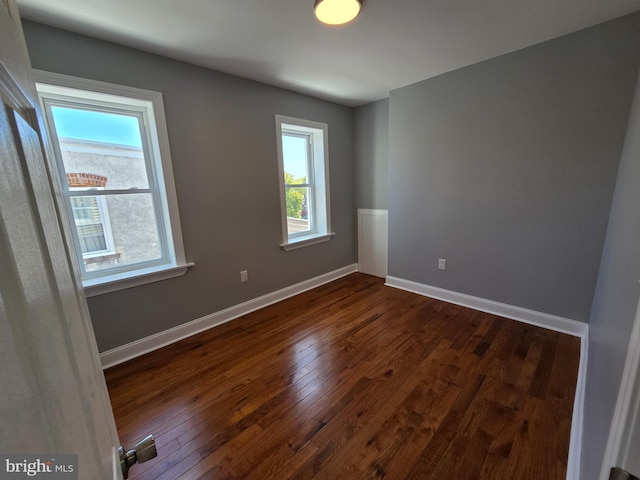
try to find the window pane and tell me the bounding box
[282,134,309,185]
[77,224,107,253]
[70,196,109,255]
[82,193,163,273]
[50,106,150,190]
[286,186,310,235]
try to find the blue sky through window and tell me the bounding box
[282,135,308,180]
[51,106,143,147]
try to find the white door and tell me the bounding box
[621,322,640,476]
[601,294,640,480]
[599,64,640,480]
[0,1,122,478]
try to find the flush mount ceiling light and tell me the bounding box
[314,0,362,26]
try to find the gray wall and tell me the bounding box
[22,21,356,352]
[21,16,640,477]
[582,72,640,479]
[387,13,640,322]
[354,98,389,209]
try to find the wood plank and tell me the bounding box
[104,273,580,480]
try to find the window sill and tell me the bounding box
[280,232,335,251]
[82,262,195,297]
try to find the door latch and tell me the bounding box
[119,434,157,479]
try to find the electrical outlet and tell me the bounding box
[438,258,447,270]
[240,270,249,282]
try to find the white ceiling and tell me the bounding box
[15,0,640,106]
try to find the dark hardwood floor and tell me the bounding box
[105,273,580,480]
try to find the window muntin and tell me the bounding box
[36,72,189,292]
[275,115,333,250]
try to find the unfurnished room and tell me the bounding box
[1,1,640,479]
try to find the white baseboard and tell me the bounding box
[567,332,588,480]
[100,264,358,369]
[384,275,588,480]
[385,276,588,337]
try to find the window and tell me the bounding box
[36,71,191,296]
[275,115,333,250]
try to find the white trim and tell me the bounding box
[600,293,640,480]
[100,264,358,368]
[33,69,164,106]
[357,208,388,216]
[385,276,588,337]
[384,275,588,480]
[84,262,195,297]
[280,232,335,251]
[33,69,188,283]
[275,114,331,248]
[568,331,588,480]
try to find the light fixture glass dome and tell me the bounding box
[314,0,362,26]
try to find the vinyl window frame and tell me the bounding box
[275,115,334,250]
[35,70,193,296]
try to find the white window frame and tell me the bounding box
[282,130,315,238]
[35,70,193,296]
[275,115,334,250]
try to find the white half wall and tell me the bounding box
[358,209,388,278]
